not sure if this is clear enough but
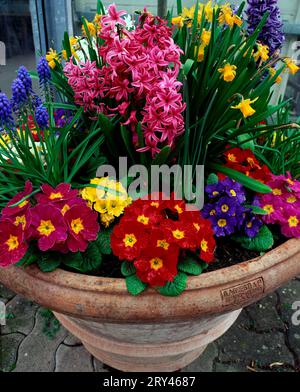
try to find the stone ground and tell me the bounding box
[1,279,300,373]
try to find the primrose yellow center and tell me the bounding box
[228,154,237,162]
[150,257,164,271]
[15,215,26,230]
[218,219,227,228]
[50,192,63,200]
[137,215,150,225]
[230,189,236,197]
[18,200,29,209]
[61,204,70,215]
[151,202,159,208]
[273,188,282,196]
[264,204,274,215]
[38,220,55,236]
[201,239,208,252]
[288,216,299,228]
[123,234,137,248]
[287,178,294,185]
[157,239,170,250]
[174,204,183,214]
[221,204,229,213]
[193,222,200,231]
[213,191,219,196]
[6,235,19,251]
[172,229,185,240]
[287,196,297,204]
[247,222,253,228]
[210,209,216,216]
[71,218,84,235]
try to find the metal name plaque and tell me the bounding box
[221,277,265,307]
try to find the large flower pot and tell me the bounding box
[1,239,300,372]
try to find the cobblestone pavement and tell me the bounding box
[1,279,300,373]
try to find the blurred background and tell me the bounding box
[0,0,299,115]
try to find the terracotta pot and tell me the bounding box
[1,239,300,372]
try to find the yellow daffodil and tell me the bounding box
[269,67,282,84]
[182,5,195,20]
[82,19,97,37]
[172,16,184,28]
[218,63,237,82]
[231,97,259,118]
[46,49,60,69]
[195,44,206,62]
[93,13,102,25]
[284,58,300,75]
[253,43,269,62]
[204,1,218,23]
[218,3,242,28]
[0,133,11,148]
[201,29,211,46]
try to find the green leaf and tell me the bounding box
[183,59,194,76]
[16,246,39,267]
[178,257,208,276]
[159,272,188,297]
[152,146,171,166]
[126,275,147,296]
[210,163,272,194]
[96,228,112,255]
[83,242,103,271]
[235,225,274,252]
[37,254,61,273]
[121,261,136,277]
[63,243,102,273]
[244,204,268,215]
[207,173,219,185]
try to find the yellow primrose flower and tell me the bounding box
[172,16,184,28]
[82,19,97,37]
[106,199,128,218]
[269,67,282,84]
[218,63,237,82]
[195,44,206,62]
[100,213,115,228]
[46,49,60,69]
[231,97,259,118]
[201,29,211,46]
[284,58,300,75]
[253,43,269,62]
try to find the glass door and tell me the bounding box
[0,0,36,95]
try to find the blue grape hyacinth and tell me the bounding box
[37,57,51,87]
[0,92,14,128]
[17,66,32,95]
[35,104,49,130]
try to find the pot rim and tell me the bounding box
[1,238,300,321]
[17,238,300,292]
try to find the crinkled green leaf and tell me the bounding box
[126,275,147,296]
[96,228,112,255]
[178,257,208,276]
[37,254,61,273]
[235,225,274,252]
[207,173,219,185]
[159,272,188,297]
[121,261,136,277]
